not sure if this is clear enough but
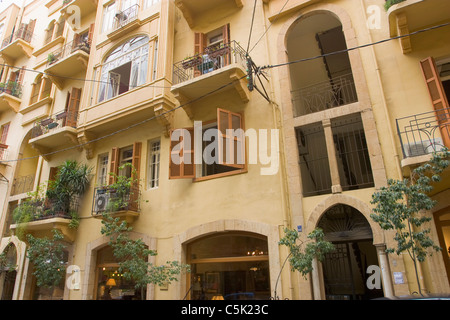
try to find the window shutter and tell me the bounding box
[217,108,245,169]
[26,19,36,42]
[222,24,231,66]
[129,142,142,211]
[17,66,25,84]
[72,33,81,52]
[169,128,195,179]
[88,23,95,44]
[65,87,81,128]
[0,123,10,144]
[109,147,119,184]
[194,33,206,78]
[420,57,450,147]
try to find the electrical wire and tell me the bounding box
[260,21,450,70]
[3,19,450,163]
[246,0,258,55]
[248,0,290,54]
[2,74,248,163]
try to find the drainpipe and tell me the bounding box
[257,0,295,300]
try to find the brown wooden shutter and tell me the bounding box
[420,57,450,147]
[0,123,10,144]
[26,19,36,42]
[65,87,81,128]
[72,33,81,52]
[129,142,142,211]
[109,147,119,185]
[194,33,206,78]
[48,166,59,182]
[217,108,245,169]
[169,128,195,179]
[17,66,25,84]
[88,23,95,45]
[222,24,231,66]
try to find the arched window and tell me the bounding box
[29,74,52,105]
[98,35,149,102]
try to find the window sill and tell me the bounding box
[193,168,247,182]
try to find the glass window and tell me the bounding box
[98,36,149,102]
[97,153,109,186]
[96,246,146,300]
[144,0,160,9]
[102,2,116,33]
[148,140,160,189]
[187,233,270,300]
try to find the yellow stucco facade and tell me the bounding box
[0,0,449,300]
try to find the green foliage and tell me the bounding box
[370,149,449,263]
[46,160,92,215]
[104,163,137,212]
[0,248,17,274]
[26,230,67,288]
[384,0,406,11]
[13,161,91,238]
[101,213,190,297]
[279,228,335,279]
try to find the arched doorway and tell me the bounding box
[318,204,383,300]
[186,232,271,300]
[0,243,17,300]
[94,246,147,300]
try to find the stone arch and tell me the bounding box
[81,232,156,300]
[305,194,383,245]
[174,220,281,299]
[0,236,27,300]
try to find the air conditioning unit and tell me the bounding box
[403,138,444,158]
[93,189,110,214]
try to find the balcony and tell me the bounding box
[9,197,80,242]
[175,0,243,28]
[172,41,249,118]
[396,107,450,167]
[291,74,358,117]
[0,26,34,62]
[0,81,23,114]
[29,110,79,158]
[60,0,98,18]
[92,187,140,223]
[107,4,142,40]
[387,0,450,53]
[45,39,91,89]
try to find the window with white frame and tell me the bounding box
[97,153,109,186]
[147,139,160,189]
[98,35,149,102]
[102,1,116,33]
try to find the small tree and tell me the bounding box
[278,228,335,298]
[26,230,67,290]
[101,214,190,300]
[370,149,450,294]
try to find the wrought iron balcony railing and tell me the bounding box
[291,74,358,117]
[112,4,139,31]
[0,81,22,99]
[1,26,33,49]
[396,107,450,158]
[47,38,91,68]
[173,40,247,85]
[92,186,140,216]
[31,110,78,139]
